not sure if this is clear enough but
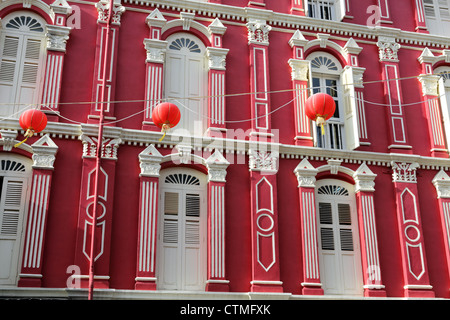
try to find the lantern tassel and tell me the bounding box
[159,124,170,142]
[321,124,325,136]
[316,116,326,136]
[14,129,34,148]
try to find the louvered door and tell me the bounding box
[0,27,45,117]
[317,184,363,296]
[0,177,28,284]
[159,187,205,290]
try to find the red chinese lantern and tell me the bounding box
[305,93,336,135]
[151,102,181,141]
[14,109,48,148]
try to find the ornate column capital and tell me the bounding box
[96,0,125,25]
[206,149,230,183]
[418,74,440,97]
[46,24,71,52]
[0,129,18,152]
[294,158,318,188]
[391,161,419,183]
[377,36,401,62]
[249,149,278,174]
[143,38,168,64]
[206,47,229,71]
[31,134,59,170]
[80,134,121,160]
[353,163,377,192]
[138,144,163,177]
[288,58,310,81]
[246,19,271,45]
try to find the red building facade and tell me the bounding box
[1,0,450,299]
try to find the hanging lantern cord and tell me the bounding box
[159,123,171,142]
[14,128,35,148]
[316,116,326,136]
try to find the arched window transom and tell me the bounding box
[165,173,200,186]
[317,184,349,196]
[169,37,201,53]
[5,16,44,33]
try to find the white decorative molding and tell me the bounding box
[327,158,342,174]
[180,11,195,31]
[353,162,377,192]
[294,158,318,188]
[288,59,310,82]
[46,24,71,52]
[432,170,450,199]
[208,18,227,35]
[417,47,435,65]
[392,162,419,183]
[31,134,59,169]
[377,36,401,62]
[0,129,18,151]
[50,0,72,16]
[317,33,330,48]
[249,149,278,173]
[289,30,308,48]
[139,144,162,177]
[96,0,125,25]
[143,38,168,63]
[246,19,271,45]
[418,74,440,97]
[206,47,229,71]
[206,149,230,182]
[80,134,121,160]
[175,144,192,164]
[344,38,363,55]
[146,8,166,28]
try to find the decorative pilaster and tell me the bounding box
[40,0,72,121]
[73,130,121,289]
[391,162,434,298]
[377,37,412,153]
[18,134,58,287]
[294,158,323,295]
[412,0,428,33]
[418,48,447,157]
[376,0,392,25]
[288,30,311,146]
[88,0,125,123]
[290,0,306,15]
[432,170,450,286]
[248,149,282,292]
[353,163,386,297]
[205,150,230,291]
[135,144,162,290]
[142,9,167,131]
[247,16,273,141]
[206,19,228,136]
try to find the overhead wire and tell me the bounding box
[0,72,447,125]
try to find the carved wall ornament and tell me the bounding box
[247,20,271,45]
[96,0,125,25]
[294,158,318,188]
[249,149,278,173]
[377,37,401,61]
[432,170,450,199]
[206,149,229,183]
[418,74,440,97]
[206,47,229,71]
[46,25,71,52]
[80,134,121,160]
[391,162,419,183]
[139,144,163,177]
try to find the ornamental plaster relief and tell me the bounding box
[46,25,71,52]
[96,0,125,25]
[377,36,401,62]
[392,162,419,183]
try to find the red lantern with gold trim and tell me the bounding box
[14,109,48,148]
[305,93,336,135]
[151,102,181,141]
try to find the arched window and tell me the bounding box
[308,52,345,150]
[164,33,207,135]
[316,179,363,296]
[157,168,207,291]
[0,12,47,118]
[0,155,32,286]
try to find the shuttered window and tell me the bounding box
[0,178,24,236]
[0,13,45,118]
[424,0,450,36]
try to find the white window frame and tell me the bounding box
[308,52,346,150]
[164,32,207,136]
[0,11,47,118]
[156,168,207,291]
[315,179,363,296]
[0,155,32,286]
[306,0,346,21]
[434,66,450,150]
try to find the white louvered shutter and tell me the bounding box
[0,177,27,284]
[0,35,20,117]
